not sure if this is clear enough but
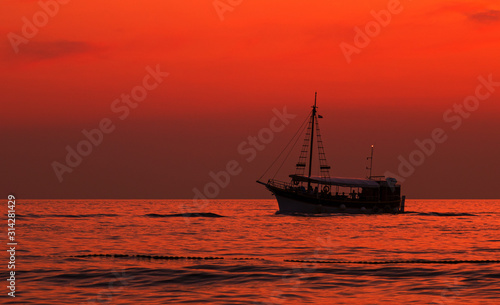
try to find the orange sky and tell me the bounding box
[1,0,499,199]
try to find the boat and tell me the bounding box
[257,93,405,214]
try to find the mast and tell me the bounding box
[308,92,317,188]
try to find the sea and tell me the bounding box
[5,199,500,304]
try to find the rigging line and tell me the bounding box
[258,110,312,181]
[258,110,310,181]
[271,111,312,179]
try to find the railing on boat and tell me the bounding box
[267,179,292,190]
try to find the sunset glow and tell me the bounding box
[3,2,500,304]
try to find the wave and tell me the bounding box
[27,261,500,288]
[275,211,478,217]
[145,213,225,218]
[21,261,500,304]
[410,212,477,217]
[274,211,390,217]
[17,213,119,218]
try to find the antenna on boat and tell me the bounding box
[366,145,374,179]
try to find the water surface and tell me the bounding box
[8,199,500,304]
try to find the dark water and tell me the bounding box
[5,199,500,304]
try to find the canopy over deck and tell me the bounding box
[290,175,382,188]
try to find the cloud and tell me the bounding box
[468,9,500,23]
[427,3,500,25]
[1,39,96,64]
[15,40,94,61]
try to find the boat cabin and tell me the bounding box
[287,175,401,202]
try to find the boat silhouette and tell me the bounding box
[257,93,405,214]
